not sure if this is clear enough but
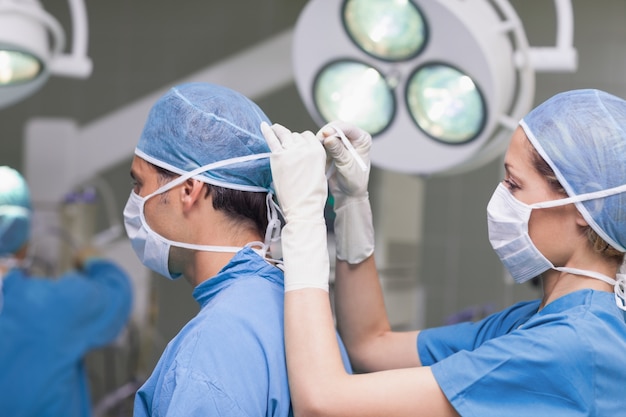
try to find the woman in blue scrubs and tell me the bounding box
[264,89,626,416]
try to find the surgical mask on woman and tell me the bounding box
[123,153,281,280]
[487,182,626,310]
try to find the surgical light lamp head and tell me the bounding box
[293,0,576,176]
[0,0,92,110]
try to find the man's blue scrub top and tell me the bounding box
[134,247,352,417]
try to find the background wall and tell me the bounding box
[1,0,625,412]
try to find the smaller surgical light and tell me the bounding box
[314,60,395,135]
[343,0,427,61]
[406,64,485,144]
[0,0,92,110]
[0,50,42,85]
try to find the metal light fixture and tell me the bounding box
[0,0,92,110]
[293,0,577,175]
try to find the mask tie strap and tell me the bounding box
[136,148,271,197]
[532,183,626,209]
[555,267,626,312]
[555,267,617,287]
[555,266,626,311]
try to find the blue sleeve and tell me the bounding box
[418,299,540,366]
[53,258,133,349]
[429,323,594,417]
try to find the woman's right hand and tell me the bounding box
[261,122,328,223]
[261,121,330,291]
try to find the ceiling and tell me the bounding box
[1,0,625,178]
[0,0,311,171]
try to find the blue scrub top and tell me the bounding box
[0,259,133,417]
[419,289,626,417]
[134,247,352,417]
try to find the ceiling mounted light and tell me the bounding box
[343,0,428,61]
[0,0,93,110]
[293,0,577,175]
[406,63,486,145]
[314,59,395,135]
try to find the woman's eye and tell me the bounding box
[503,178,519,190]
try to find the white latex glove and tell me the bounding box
[318,121,374,264]
[261,121,330,292]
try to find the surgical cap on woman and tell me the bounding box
[520,89,626,252]
[137,82,273,192]
[0,167,31,256]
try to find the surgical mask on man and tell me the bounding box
[123,152,280,280]
[487,182,626,310]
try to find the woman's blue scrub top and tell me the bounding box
[419,289,626,417]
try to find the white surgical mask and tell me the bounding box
[123,153,281,280]
[487,182,626,311]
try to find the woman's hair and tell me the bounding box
[529,145,625,263]
[153,164,268,238]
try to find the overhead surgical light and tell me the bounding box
[0,0,92,110]
[293,0,577,175]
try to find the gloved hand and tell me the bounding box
[318,121,374,264]
[261,122,330,292]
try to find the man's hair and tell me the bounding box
[153,164,268,238]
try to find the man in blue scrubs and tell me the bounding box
[125,82,351,417]
[0,166,133,417]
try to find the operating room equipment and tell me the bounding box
[0,0,93,109]
[292,0,578,175]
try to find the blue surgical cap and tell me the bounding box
[0,167,32,256]
[520,89,626,252]
[137,82,273,192]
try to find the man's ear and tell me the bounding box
[180,178,206,210]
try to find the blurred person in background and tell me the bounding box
[0,165,133,417]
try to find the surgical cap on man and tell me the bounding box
[0,167,31,256]
[137,82,273,192]
[520,89,626,252]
